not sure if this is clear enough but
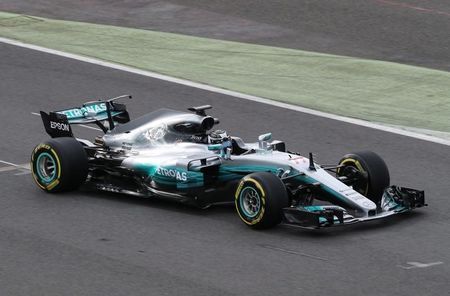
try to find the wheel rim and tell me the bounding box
[36,152,57,183]
[239,186,261,218]
[340,165,368,195]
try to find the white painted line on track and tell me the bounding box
[31,112,103,131]
[0,160,30,175]
[0,160,30,169]
[397,261,444,270]
[2,37,450,146]
[0,166,20,173]
[14,169,31,176]
[0,160,30,176]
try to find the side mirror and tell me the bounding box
[258,133,272,142]
[258,133,272,150]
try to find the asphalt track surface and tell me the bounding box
[1,43,450,295]
[0,0,449,71]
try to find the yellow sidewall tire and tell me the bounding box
[235,172,288,229]
[30,137,88,193]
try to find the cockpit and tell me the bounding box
[103,106,219,148]
[101,105,284,156]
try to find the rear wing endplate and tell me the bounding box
[41,111,74,138]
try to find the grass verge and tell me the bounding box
[1,11,449,132]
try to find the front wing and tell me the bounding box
[282,186,426,229]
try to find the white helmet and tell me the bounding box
[208,129,229,144]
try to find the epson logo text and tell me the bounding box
[50,121,70,132]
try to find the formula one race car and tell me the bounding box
[31,95,426,229]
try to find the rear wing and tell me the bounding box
[40,95,131,138]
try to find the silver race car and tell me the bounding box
[31,95,426,229]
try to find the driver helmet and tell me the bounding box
[208,129,229,144]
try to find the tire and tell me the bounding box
[337,151,390,205]
[31,137,88,193]
[235,172,288,229]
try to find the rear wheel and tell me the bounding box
[235,172,288,229]
[337,151,390,205]
[31,137,88,193]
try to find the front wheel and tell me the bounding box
[31,137,88,193]
[337,151,390,205]
[235,172,288,229]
